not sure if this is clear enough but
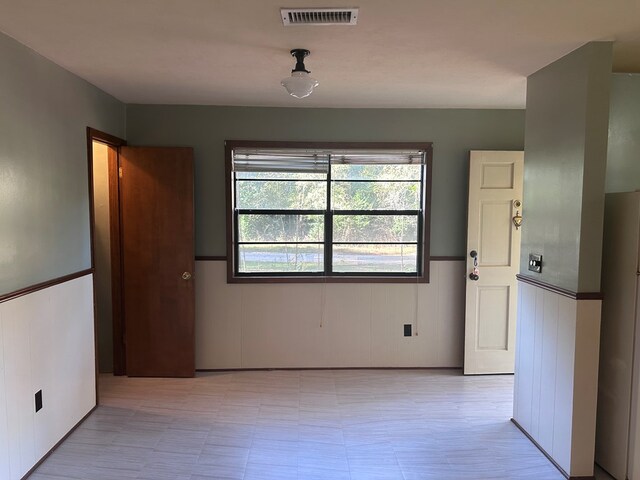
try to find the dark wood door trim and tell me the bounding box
[88,127,128,148]
[87,127,127,380]
[224,140,434,284]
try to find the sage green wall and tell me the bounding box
[606,73,640,193]
[520,42,613,292]
[0,31,126,295]
[126,106,525,257]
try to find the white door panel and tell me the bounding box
[480,162,515,189]
[479,200,513,266]
[464,150,523,374]
[476,285,510,350]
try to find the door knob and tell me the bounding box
[469,250,479,280]
[182,272,192,280]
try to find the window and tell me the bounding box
[225,141,432,283]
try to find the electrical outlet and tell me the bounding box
[404,324,412,337]
[35,390,43,413]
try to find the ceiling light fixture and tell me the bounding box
[281,49,318,99]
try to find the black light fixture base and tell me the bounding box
[290,49,311,73]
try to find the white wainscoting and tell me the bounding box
[195,260,465,369]
[513,280,601,477]
[0,274,96,480]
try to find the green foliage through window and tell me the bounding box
[231,147,429,277]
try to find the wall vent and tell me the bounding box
[281,8,359,26]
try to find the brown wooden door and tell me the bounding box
[119,146,195,377]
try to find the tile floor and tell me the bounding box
[29,369,611,479]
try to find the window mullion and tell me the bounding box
[417,162,426,275]
[324,161,332,276]
[233,172,240,275]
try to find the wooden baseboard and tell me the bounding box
[430,256,465,261]
[20,405,97,480]
[196,366,462,372]
[195,255,227,261]
[510,418,595,480]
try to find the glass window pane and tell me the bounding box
[333,215,418,243]
[236,180,327,210]
[331,181,420,210]
[238,214,324,243]
[331,164,421,181]
[236,171,327,180]
[332,244,418,273]
[238,244,324,273]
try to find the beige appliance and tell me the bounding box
[596,191,640,480]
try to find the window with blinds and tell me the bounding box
[225,142,432,282]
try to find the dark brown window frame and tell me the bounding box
[225,140,433,284]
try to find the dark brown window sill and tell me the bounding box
[227,274,430,284]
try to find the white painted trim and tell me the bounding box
[0,275,95,480]
[513,281,601,477]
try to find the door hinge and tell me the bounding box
[119,167,123,178]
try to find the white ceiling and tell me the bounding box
[0,0,639,109]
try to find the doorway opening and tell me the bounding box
[87,128,196,380]
[87,128,127,377]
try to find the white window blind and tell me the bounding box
[232,149,330,174]
[233,149,426,173]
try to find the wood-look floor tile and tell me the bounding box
[248,439,298,467]
[191,462,245,480]
[26,370,591,480]
[200,444,250,460]
[297,465,351,480]
[25,474,71,480]
[297,441,349,471]
[156,428,208,451]
[298,424,344,444]
[243,462,298,480]
[349,467,405,480]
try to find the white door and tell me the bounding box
[464,150,523,375]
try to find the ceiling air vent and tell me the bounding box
[281,8,359,26]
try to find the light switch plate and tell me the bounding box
[528,254,542,273]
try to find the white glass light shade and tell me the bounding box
[281,71,319,99]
